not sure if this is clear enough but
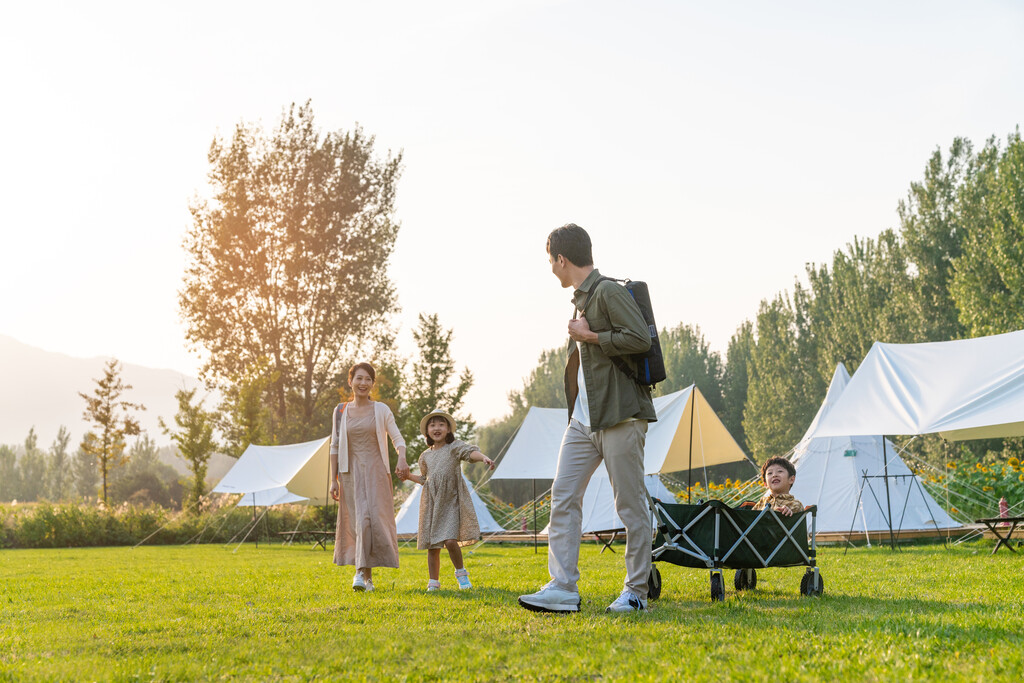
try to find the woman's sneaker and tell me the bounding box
[364,579,374,592]
[454,568,472,590]
[606,590,647,613]
[426,579,441,592]
[352,571,366,592]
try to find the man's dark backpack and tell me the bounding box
[582,277,666,388]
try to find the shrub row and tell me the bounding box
[0,501,338,549]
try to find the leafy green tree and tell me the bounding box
[897,137,973,342]
[78,359,145,504]
[951,131,1024,336]
[398,314,474,463]
[0,444,17,501]
[721,321,754,452]
[46,426,73,501]
[17,427,47,501]
[216,364,273,458]
[109,435,182,508]
[160,389,219,512]
[744,295,822,462]
[804,231,923,380]
[180,101,403,445]
[73,446,99,499]
[656,323,724,413]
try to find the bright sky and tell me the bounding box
[2,1,1023,426]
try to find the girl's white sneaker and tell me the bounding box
[426,579,441,592]
[455,568,472,590]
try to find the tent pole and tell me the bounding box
[532,479,537,554]
[882,437,896,551]
[687,392,695,503]
[844,471,869,556]
[253,501,258,549]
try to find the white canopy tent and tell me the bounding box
[394,472,506,535]
[791,364,959,534]
[810,330,1024,441]
[213,437,331,505]
[494,385,753,480]
[541,473,676,535]
[493,386,753,535]
[235,486,308,508]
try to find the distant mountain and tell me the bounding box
[0,334,210,449]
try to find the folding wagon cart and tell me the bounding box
[648,498,824,602]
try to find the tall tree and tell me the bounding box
[46,426,73,501]
[160,389,219,512]
[744,295,822,462]
[656,323,724,413]
[78,359,145,504]
[897,137,972,342]
[73,447,99,499]
[17,427,47,501]
[951,131,1024,336]
[398,314,474,461]
[180,101,403,445]
[0,444,17,501]
[721,321,754,452]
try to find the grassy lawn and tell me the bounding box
[1,539,1021,681]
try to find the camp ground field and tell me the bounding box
[1,542,1021,682]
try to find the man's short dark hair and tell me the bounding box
[547,223,593,267]
[760,456,796,483]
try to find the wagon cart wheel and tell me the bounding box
[800,570,824,597]
[734,568,756,591]
[811,572,824,597]
[710,572,725,602]
[648,565,662,601]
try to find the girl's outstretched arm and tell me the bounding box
[469,450,495,470]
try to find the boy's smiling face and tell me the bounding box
[764,463,795,495]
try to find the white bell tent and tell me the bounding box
[394,472,506,535]
[540,472,676,535]
[810,330,1024,441]
[213,437,331,505]
[493,385,754,535]
[495,385,753,480]
[791,364,959,534]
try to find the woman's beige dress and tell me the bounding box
[334,411,399,568]
[416,440,481,550]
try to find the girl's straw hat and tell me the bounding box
[420,409,456,438]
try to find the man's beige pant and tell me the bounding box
[547,418,650,598]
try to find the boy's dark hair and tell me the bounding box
[760,456,796,483]
[547,223,593,267]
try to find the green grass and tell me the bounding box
[1,540,1021,681]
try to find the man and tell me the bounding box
[518,223,657,614]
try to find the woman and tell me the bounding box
[329,362,410,592]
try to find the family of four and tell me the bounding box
[329,223,801,613]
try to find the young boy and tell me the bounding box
[754,457,803,516]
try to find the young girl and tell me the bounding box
[399,409,495,591]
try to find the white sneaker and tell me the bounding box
[455,568,472,590]
[426,579,441,592]
[352,571,366,592]
[518,581,581,613]
[606,590,647,613]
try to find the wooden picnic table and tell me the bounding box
[974,516,1024,555]
[277,530,334,549]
